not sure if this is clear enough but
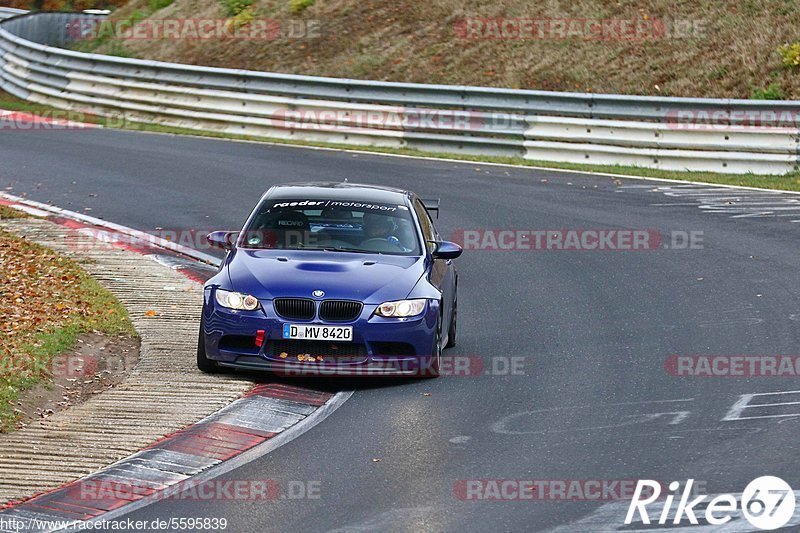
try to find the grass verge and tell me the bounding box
[1,90,799,192]
[70,0,800,100]
[0,207,136,432]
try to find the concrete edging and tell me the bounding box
[0,197,348,532]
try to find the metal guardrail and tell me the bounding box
[0,8,26,21]
[1,12,799,174]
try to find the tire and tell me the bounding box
[445,289,457,349]
[196,317,221,374]
[422,315,442,378]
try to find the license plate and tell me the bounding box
[282,324,353,341]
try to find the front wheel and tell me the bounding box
[446,289,457,348]
[422,315,442,378]
[197,317,221,374]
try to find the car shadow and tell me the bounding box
[232,370,435,393]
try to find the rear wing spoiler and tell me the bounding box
[421,198,440,219]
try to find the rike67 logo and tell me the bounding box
[626,477,796,530]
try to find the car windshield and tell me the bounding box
[240,198,421,255]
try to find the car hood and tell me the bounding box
[225,249,426,304]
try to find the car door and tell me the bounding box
[413,198,456,330]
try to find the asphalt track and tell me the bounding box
[1,128,799,532]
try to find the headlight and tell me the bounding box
[215,289,260,311]
[375,299,427,318]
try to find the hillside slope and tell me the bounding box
[58,0,800,98]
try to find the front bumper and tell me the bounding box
[202,290,440,376]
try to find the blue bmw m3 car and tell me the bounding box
[197,182,462,377]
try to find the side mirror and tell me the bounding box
[431,241,462,260]
[206,231,238,251]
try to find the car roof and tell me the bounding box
[266,182,413,204]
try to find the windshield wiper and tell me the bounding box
[295,245,379,254]
[273,244,385,254]
[320,246,377,254]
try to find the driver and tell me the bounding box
[362,213,397,243]
[362,213,405,250]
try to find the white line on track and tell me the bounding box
[628,184,800,221]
